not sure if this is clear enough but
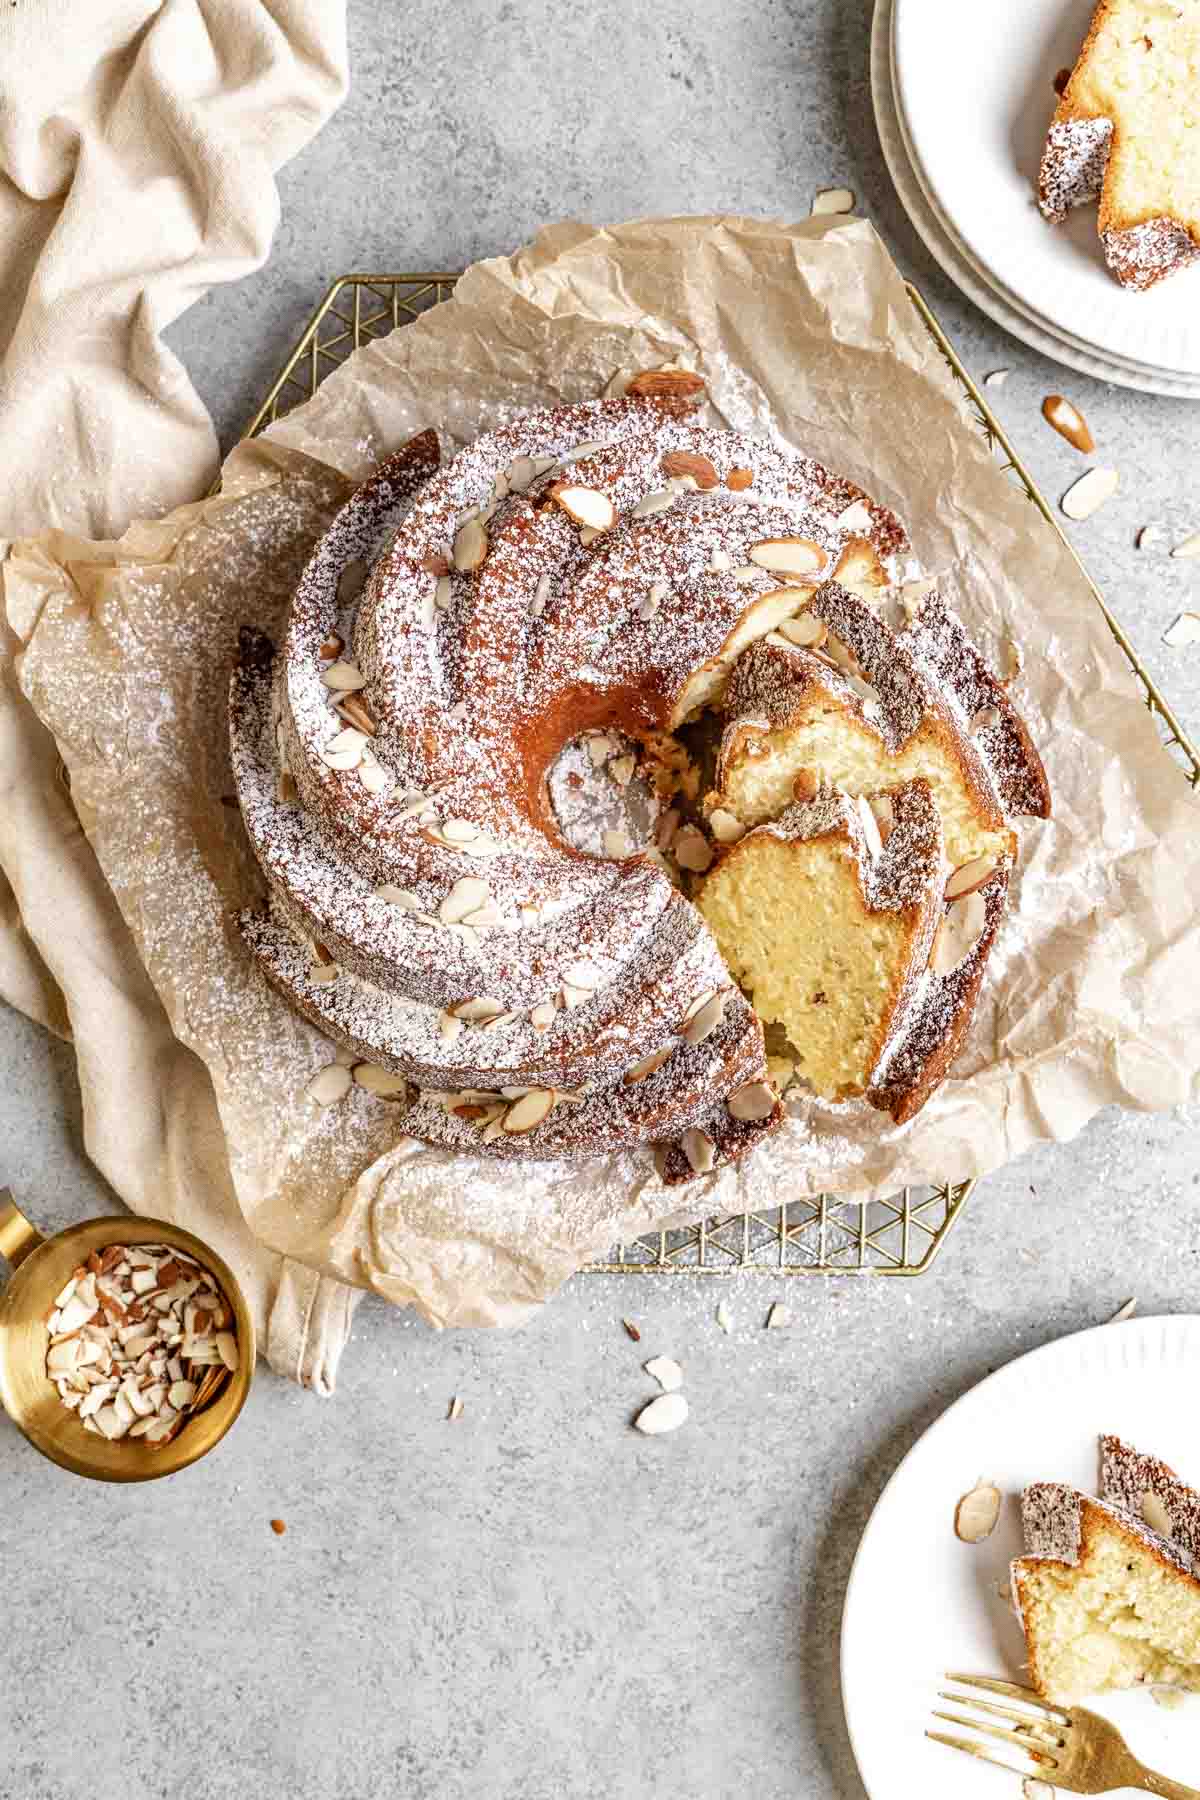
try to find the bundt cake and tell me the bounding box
[229,368,1048,1180]
[1039,0,1200,290]
[1012,1467,1200,1703]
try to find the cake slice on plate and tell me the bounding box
[1011,1445,1200,1704]
[1039,0,1200,290]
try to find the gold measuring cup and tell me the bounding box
[0,1189,254,1481]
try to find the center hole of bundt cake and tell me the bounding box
[546,729,659,861]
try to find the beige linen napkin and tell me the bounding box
[0,1,361,1388]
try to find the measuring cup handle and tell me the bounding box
[0,1190,44,1268]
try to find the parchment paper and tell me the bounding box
[8,215,1200,1328]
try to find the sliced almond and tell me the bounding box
[439,877,490,924]
[506,455,537,494]
[1142,1490,1173,1537]
[322,660,368,693]
[856,794,882,859]
[680,993,726,1051]
[1164,611,1200,646]
[439,818,480,845]
[716,1300,733,1333]
[931,891,988,976]
[450,996,506,1022]
[352,1064,409,1098]
[216,1332,239,1372]
[608,753,636,787]
[727,1080,776,1121]
[644,1356,683,1393]
[673,826,713,873]
[339,693,377,737]
[945,856,997,901]
[562,960,603,991]
[725,467,753,490]
[320,727,367,770]
[869,794,894,839]
[623,1046,674,1085]
[452,517,488,572]
[811,186,855,215]
[625,369,706,405]
[529,999,557,1032]
[954,1479,1003,1544]
[1107,1297,1137,1324]
[777,611,827,649]
[631,488,677,519]
[530,571,551,616]
[835,500,874,533]
[603,829,634,859]
[306,1063,352,1106]
[661,450,718,489]
[681,988,718,1026]
[681,1129,715,1176]
[983,368,1009,388]
[502,1089,556,1134]
[766,1303,791,1329]
[1061,466,1118,521]
[318,631,345,659]
[1171,532,1200,560]
[748,537,827,578]
[708,809,745,844]
[552,485,616,532]
[375,884,420,909]
[633,1391,689,1434]
[1042,393,1094,454]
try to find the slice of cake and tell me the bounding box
[1012,1478,1200,1703]
[696,779,980,1121]
[1040,0,1200,290]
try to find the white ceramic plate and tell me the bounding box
[887,8,1200,386]
[870,0,1200,397]
[841,1315,1200,1798]
[892,0,1200,378]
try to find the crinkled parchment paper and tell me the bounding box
[7,216,1200,1328]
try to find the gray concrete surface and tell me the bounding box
[2,4,1198,1797]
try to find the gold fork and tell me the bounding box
[927,1672,1199,1797]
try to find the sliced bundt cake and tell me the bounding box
[1040,0,1200,290]
[1012,1468,1200,1704]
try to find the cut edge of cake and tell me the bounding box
[1011,1440,1200,1705]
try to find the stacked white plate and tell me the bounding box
[873,0,1200,397]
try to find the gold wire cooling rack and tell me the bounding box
[237,272,1200,1280]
